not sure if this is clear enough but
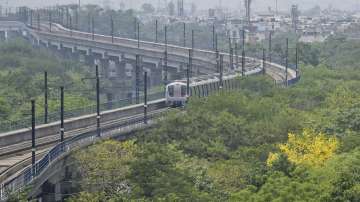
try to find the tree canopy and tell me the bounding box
[67,64,360,201]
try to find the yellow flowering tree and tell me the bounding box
[267,129,339,167]
[266,152,280,167]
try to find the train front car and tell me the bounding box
[165,82,188,107]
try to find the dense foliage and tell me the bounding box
[68,63,360,201]
[0,39,94,123]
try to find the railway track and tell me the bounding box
[0,107,168,200]
[0,70,267,187]
[0,20,299,200]
[0,102,167,185]
[0,66,289,183]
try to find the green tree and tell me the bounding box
[129,143,194,199]
[73,140,137,197]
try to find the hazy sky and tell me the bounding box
[1,0,360,11]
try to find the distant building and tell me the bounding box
[226,18,244,43]
[291,5,300,32]
[299,31,326,43]
[209,8,215,18]
[177,0,184,17]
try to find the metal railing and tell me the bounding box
[0,72,302,200]
[0,92,164,133]
[0,109,167,200]
[0,19,302,200]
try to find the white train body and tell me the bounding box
[165,67,263,107]
[165,81,188,106]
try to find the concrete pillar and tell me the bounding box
[107,57,119,79]
[149,60,162,86]
[122,61,135,100]
[101,58,110,78]
[158,58,164,84]
[168,66,180,81]
[134,56,143,103]
[40,40,49,48]
[125,63,134,80]
[33,38,40,47]
[47,43,60,58]
[71,47,80,61]
[60,47,71,59]
[179,63,184,72]
[0,31,5,41]
[116,57,126,79]
[85,54,95,66]
[106,57,132,101]
[40,181,55,202]
[79,53,86,63]
[55,182,61,201]
[4,30,8,41]
[141,60,162,88]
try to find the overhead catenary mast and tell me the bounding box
[177,0,184,17]
[245,0,252,26]
[291,5,299,33]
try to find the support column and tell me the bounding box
[85,54,95,66]
[4,31,8,41]
[189,49,193,78]
[106,93,114,110]
[101,57,110,79]
[115,56,126,79]
[235,42,239,70]
[71,47,80,61]
[141,60,158,88]
[135,55,142,104]
[0,31,5,41]
[150,60,162,86]
[144,71,148,124]
[163,51,168,85]
[216,50,220,74]
[163,25,168,85]
[54,182,61,201]
[220,54,224,88]
[269,32,272,64]
[60,47,71,59]
[107,59,117,78]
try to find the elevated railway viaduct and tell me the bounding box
[0,19,299,201]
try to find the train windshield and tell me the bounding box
[181,86,187,97]
[168,86,175,97]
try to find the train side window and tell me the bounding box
[168,86,175,97]
[181,86,187,96]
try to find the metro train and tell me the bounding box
[165,67,264,107]
[165,81,188,107]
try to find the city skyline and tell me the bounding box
[0,0,359,12]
